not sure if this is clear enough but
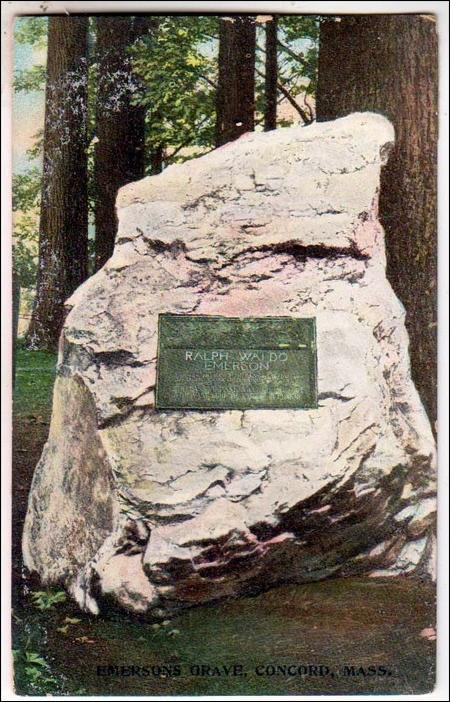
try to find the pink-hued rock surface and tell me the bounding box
[23,113,436,617]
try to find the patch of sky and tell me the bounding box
[13,19,46,175]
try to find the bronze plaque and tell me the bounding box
[155,314,317,410]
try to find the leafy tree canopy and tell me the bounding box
[14,16,48,48]
[131,16,218,164]
[12,168,41,212]
[277,16,319,96]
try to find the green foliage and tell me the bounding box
[12,618,84,695]
[14,64,46,92]
[12,611,61,695]
[14,16,48,47]
[13,211,39,289]
[31,590,67,611]
[25,129,44,160]
[13,647,60,694]
[12,168,41,211]
[12,168,41,288]
[13,64,46,92]
[281,14,320,42]
[131,16,219,164]
[13,232,37,289]
[278,16,320,96]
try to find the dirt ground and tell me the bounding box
[12,418,50,607]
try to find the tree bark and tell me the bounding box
[215,15,256,147]
[316,14,438,426]
[264,16,278,131]
[150,144,164,175]
[12,269,20,389]
[26,16,89,351]
[94,16,152,270]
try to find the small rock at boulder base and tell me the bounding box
[23,113,436,617]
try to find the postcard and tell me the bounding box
[4,2,444,697]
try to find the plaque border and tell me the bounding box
[155,313,318,411]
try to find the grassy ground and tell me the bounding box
[11,348,437,696]
[13,345,57,418]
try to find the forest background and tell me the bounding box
[12,12,437,423]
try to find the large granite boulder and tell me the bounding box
[23,113,436,617]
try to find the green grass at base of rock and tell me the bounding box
[13,345,57,417]
[13,578,436,697]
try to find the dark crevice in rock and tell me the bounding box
[146,239,188,255]
[249,521,279,542]
[59,339,92,373]
[99,407,140,430]
[93,350,146,368]
[185,254,214,265]
[318,391,355,402]
[114,519,150,556]
[182,187,229,210]
[229,241,369,264]
[116,236,138,245]
[146,513,193,526]
[194,550,262,580]
[311,208,345,216]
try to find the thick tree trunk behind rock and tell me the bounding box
[316,14,438,426]
[215,15,256,146]
[264,16,278,131]
[26,17,89,351]
[94,16,151,271]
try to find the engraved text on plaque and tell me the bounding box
[155,314,318,410]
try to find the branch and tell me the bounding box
[276,39,307,67]
[255,66,312,125]
[257,37,308,70]
[277,82,313,124]
[198,73,217,89]
[165,115,211,163]
[304,94,315,121]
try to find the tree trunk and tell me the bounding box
[150,144,164,175]
[316,14,438,426]
[264,16,278,131]
[94,16,152,271]
[215,15,256,147]
[12,269,20,389]
[26,16,89,351]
